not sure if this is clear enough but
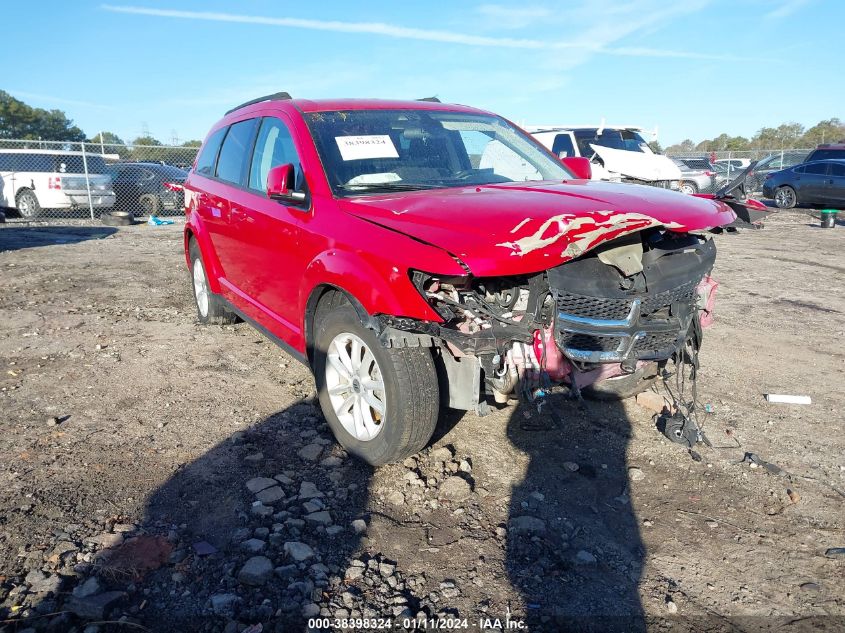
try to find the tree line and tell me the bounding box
[3,88,843,158]
[663,119,845,154]
[0,90,200,162]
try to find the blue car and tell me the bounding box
[762,159,845,209]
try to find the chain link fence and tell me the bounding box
[664,148,813,194]
[0,139,198,222]
[0,138,820,223]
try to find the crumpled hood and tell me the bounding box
[341,180,735,276]
[590,145,683,182]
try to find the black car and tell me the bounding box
[804,143,845,163]
[745,151,808,193]
[107,162,188,215]
[762,159,845,209]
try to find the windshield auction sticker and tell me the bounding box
[335,135,399,161]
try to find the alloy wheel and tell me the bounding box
[18,193,36,217]
[775,187,796,209]
[192,258,209,318]
[325,332,387,441]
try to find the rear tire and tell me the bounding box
[139,194,160,216]
[582,362,659,401]
[679,181,698,195]
[774,185,797,209]
[189,239,237,325]
[314,294,439,466]
[15,189,41,218]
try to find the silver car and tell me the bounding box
[672,158,717,195]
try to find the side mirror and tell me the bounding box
[561,156,592,180]
[267,163,306,204]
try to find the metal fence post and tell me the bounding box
[80,142,95,220]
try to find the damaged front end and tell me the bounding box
[378,226,719,412]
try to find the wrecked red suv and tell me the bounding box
[184,94,734,465]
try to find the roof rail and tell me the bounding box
[417,96,441,102]
[225,92,292,115]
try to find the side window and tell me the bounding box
[552,134,576,158]
[248,117,303,192]
[830,163,845,177]
[216,119,259,185]
[804,163,829,175]
[195,127,227,177]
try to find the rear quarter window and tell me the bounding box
[195,127,227,177]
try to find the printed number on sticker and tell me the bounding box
[335,135,399,161]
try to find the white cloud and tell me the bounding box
[475,4,553,29]
[100,3,746,61]
[765,0,813,19]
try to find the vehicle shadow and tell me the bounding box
[14,390,644,632]
[504,393,646,632]
[0,225,118,252]
[132,398,373,631]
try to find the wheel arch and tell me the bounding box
[184,223,224,294]
[304,284,379,368]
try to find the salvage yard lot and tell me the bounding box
[1,211,843,631]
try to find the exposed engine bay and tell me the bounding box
[378,227,718,411]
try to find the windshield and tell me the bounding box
[306,109,571,195]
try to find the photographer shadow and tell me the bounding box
[504,393,646,632]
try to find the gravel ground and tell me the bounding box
[0,210,843,632]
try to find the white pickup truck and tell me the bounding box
[528,125,681,190]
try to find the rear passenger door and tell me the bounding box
[203,118,260,294]
[222,115,308,342]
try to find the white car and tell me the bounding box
[714,158,751,170]
[528,125,681,189]
[0,149,115,218]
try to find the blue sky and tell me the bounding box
[3,0,842,145]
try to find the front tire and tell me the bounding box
[189,240,237,325]
[15,189,41,218]
[314,295,439,466]
[774,185,797,209]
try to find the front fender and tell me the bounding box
[298,249,447,328]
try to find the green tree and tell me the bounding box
[665,139,696,153]
[752,122,804,150]
[88,131,126,157]
[129,135,165,162]
[0,90,86,141]
[647,140,663,154]
[800,118,845,147]
[181,140,202,148]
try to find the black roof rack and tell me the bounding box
[225,92,292,115]
[417,96,441,103]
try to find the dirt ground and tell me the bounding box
[1,209,843,633]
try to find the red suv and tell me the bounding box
[184,94,735,465]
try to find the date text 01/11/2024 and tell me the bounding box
[307,617,527,629]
